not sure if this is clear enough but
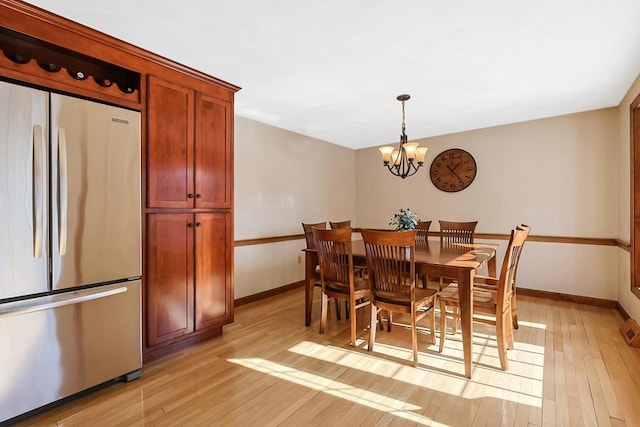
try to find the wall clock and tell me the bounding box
[429,148,477,192]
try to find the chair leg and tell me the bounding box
[377,310,385,330]
[429,304,436,345]
[506,307,515,350]
[496,310,509,371]
[411,310,418,367]
[335,299,341,320]
[349,298,357,346]
[387,311,393,332]
[452,307,459,334]
[438,300,447,353]
[345,300,350,320]
[319,293,329,334]
[369,304,378,351]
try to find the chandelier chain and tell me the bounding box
[401,99,406,139]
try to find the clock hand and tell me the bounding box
[447,165,464,182]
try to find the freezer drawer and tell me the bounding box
[0,280,142,424]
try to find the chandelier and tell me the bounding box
[378,94,428,179]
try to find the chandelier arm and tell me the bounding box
[386,163,399,176]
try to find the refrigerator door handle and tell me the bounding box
[58,128,68,256]
[32,125,45,259]
[0,286,127,318]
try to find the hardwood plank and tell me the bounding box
[568,306,600,427]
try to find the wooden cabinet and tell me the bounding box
[146,214,194,346]
[147,76,232,209]
[194,212,233,330]
[147,78,194,209]
[144,74,235,362]
[0,1,238,366]
[146,212,232,348]
[194,92,233,209]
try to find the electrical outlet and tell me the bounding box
[297,255,302,264]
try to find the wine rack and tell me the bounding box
[0,27,141,106]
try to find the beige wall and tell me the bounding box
[356,109,620,299]
[356,109,619,235]
[617,74,640,320]
[234,116,356,299]
[234,85,640,312]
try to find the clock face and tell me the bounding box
[429,149,477,192]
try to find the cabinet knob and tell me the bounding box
[187,193,195,199]
[187,222,194,228]
[195,193,203,199]
[195,222,202,227]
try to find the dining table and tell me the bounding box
[303,236,498,379]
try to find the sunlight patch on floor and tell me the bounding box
[287,338,544,408]
[228,357,438,425]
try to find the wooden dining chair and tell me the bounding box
[415,220,432,241]
[302,221,326,280]
[414,221,432,288]
[433,220,479,292]
[302,221,349,322]
[330,219,367,282]
[473,224,531,329]
[439,220,477,245]
[302,222,336,319]
[437,227,528,371]
[329,220,351,229]
[313,227,370,346]
[362,229,438,367]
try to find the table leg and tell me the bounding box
[457,268,475,378]
[488,254,497,277]
[305,251,314,326]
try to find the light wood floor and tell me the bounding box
[13,287,640,427]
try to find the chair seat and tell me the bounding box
[473,282,497,291]
[375,287,437,307]
[438,283,497,307]
[325,276,369,294]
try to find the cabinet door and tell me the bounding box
[147,76,195,208]
[195,212,233,330]
[146,213,195,346]
[195,92,232,209]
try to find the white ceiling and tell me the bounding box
[27,1,640,150]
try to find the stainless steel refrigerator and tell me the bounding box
[0,80,142,424]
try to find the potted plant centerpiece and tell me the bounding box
[389,208,419,231]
